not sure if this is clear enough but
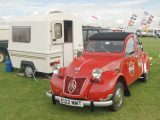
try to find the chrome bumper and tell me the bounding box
[46,92,113,107]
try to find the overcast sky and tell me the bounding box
[0,0,160,28]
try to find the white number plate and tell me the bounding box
[59,98,83,107]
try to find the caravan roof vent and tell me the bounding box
[49,11,63,14]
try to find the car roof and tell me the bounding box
[82,26,111,30]
[89,32,132,41]
[83,28,109,30]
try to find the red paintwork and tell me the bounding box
[50,34,150,102]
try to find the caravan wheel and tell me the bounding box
[0,51,6,63]
[24,65,34,78]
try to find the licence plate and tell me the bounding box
[59,98,83,107]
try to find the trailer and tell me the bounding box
[8,12,83,77]
[0,25,10,63]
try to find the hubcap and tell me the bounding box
[25,66,33,77]
[0,53,4,63]
[114,87,124,107]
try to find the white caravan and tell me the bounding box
[8,12,83,77]
[0,25,11,63]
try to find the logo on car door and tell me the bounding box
[129,62,135,76]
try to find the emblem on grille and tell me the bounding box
[68,80,77,93]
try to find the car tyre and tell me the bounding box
[24,65,34,78]
[109,82,124,111]
[141,72,149,82]
[0,51,6,63]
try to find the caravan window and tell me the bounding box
[12,26,31,43]
[54,23,62,39]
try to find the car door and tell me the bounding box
[134,37,144,78]
[124,37,136,85]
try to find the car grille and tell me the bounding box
[64,76,86,95]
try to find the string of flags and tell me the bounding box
[128,14,138,26]
[147,15,154,25]
[91,16,98,20]
[141,11,154,27]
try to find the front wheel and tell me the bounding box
[109,82,124,111]
[141,72,149,82]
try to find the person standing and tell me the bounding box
[154,30,158,39]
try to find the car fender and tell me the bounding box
[142,53,150,73]
[102,72,129,96]
[88,71,129,101]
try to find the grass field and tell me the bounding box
[0,37,160,120]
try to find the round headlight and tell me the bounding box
[52,64,61,75]
[92,68,102,79]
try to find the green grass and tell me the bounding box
[0,37,160,120]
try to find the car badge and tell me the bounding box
[68,80,77,93]
[74,67,80,73]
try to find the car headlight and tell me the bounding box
[92,68,102,79]
[52,64,61,75]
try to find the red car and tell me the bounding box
[50,32,150,111]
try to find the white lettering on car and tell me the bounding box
[129,62,135,76]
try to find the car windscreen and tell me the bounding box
[85,40,124,53]
[88,30,99,38]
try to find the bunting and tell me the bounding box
[91,16,98,20]
[147,15,154,25]
[141,17,147,26]
[128,14,138,26]
[141,11,154,27]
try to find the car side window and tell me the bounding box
[125,37,135,56]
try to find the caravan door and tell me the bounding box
[52,20,74,67]
[63,21,74,66]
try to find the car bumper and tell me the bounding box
[46,92,113,107]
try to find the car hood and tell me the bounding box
[61,53,123,99]
[66,53,122,77]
